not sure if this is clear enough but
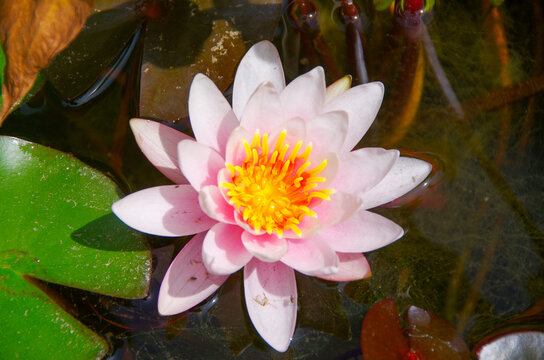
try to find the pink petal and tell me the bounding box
[318,253,371,282]
[268,117,307,148]
[198,185,235,224]
[188,73,239,155]
[130,119,192,184]
[217,168,234,202]
[202,223,252,275]
[281,215,322,239]
[313,191,362,227]
[320,209,404,253]
[307,151,339,189]
[280,236,339,276]
[244,259,297,352]
[233,41,285,118]
[225,126,252,166]
[305,111,349,154]
[325,75,352,104]
[112,185,216,237]
[233,211,266,236]
[158,232,228,315]
[240,82,283,135]
[331,147,399,195]
[323,81,384,152]
[178,140,225,192]
[361,156,432,209]
[241,232,288,262]
[280,66,326,122]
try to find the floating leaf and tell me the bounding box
[362,298,471,360]
[361,297,411,360]
[405,305,471,359]
[0,0,92,123]
[0,135,151,358]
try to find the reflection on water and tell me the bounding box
[1,0,543,358]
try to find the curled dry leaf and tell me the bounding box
[0,0,92,124]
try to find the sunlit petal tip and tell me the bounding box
[233,41,285,118]
[324,81,385,152]
[128,118,192,184]
[361,157,433,209]
[158,233,228,315]
[280,66,326,122]
[188,73,239,154]
[318,253,371,282]
[112,185,215,237]
[321,210,404,253]
[332,147,400,195]
[244,260,297,352]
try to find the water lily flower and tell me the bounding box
[112,41,431,352]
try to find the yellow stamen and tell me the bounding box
[222,129,333,237]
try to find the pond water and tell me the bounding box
[1,0,543,358]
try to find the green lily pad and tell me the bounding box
[0,135,151,358]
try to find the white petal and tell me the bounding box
[178,140,225,192]
[188,73,239,155]
[320,209,404,252]
[361,156,432,209]
[280,236,339,276]
[313,191,362,227]
[244,259,297,352]
[308,151,339,189]
[202,223,252,275]
[323,81,384,152]
[305,111,349,155]
[158,233,228,315]
[233,41,285,118]
[198,185,235,224]
[332,147,399,194]
[318,252,371,282]
[280,66,326,122]
[112,185,215,237]
[225,126,252,166]
[240,82,283,135]
[268,117,307,148]
[241,232,288,262]
[130,119,191,184]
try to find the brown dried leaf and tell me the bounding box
[0,0,93,124]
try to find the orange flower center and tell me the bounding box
[222,130,333,237]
